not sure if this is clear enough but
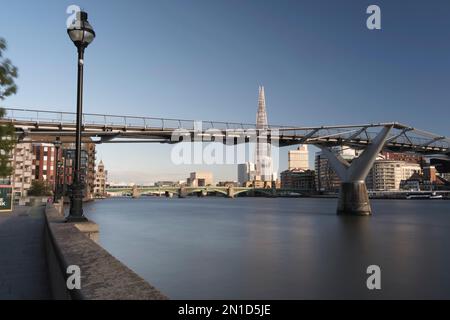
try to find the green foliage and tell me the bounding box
[28,180,53,197]
[0,38,18,178]
[0,38,18,100]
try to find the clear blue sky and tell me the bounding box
[2,0,450,183]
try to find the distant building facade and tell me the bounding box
[237,162,256,186]
[11,142,35,198]
[187,171,213,187]
[380,151,424,164]
[280,169,315,191]
[288,145,309,170]
[315,147,360,193]
[8,140,98,200]
[93,160,107,197]
[58,141,96,200]
[216,181,239,187]
[315,148,423,192]
[85,142,96,200]
[32,143,56,186]
[401,166,450,191]
[366,160,421,191]
[423,165,437,183]
[154,181,178,187]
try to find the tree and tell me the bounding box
[28,180,52,197]
[0,37,18,178]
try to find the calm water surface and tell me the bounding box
[84,197,450,299]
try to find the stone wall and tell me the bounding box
[44,204,168,300]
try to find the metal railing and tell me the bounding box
[1,106,449,152]
[2,107,292,131]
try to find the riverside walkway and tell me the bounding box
[0,204,167,300]
[0,205,51,299]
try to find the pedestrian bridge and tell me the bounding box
[1,107,449,156]
[2,107,449,216]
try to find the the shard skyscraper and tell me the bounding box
[255,86,273,181]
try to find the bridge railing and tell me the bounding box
[2,107,449,152]
[2,107,294,131]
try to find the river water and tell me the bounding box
[83,197,450,299]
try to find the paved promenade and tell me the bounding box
[0,205,51,299]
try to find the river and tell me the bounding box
[83,197,450,299]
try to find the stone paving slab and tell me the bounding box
[0,206,51,299]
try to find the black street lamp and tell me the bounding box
[53,138,62,202]
[66,10,95,222]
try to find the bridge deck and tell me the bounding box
[1,107,449,157]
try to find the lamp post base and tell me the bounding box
[66,181,87,222]
[66,216,88,223]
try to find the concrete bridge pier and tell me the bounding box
[131,185,141,198]
[319,125,393,216]
[227,187,235,198]
[178,188,187,198]
[337,181,371,215]
[164,191,173,198]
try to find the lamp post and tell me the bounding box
[66,10,95,222]
[53,138,62,202]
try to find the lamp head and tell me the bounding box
[67,10,95,49]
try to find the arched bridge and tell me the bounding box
[106,185,307,198]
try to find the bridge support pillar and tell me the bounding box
[227,187,235,198]
[178,188,187,198]
[319,125,393,216]
[131,185,140,199]
[165,191,173,198]
[337,182,371,215]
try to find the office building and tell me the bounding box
[254,86,273,182]
[187,171,213,187]
[288,145,309,170]
[237,162,256,186]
